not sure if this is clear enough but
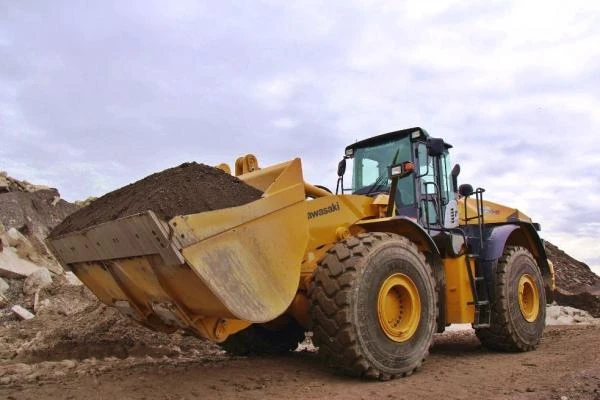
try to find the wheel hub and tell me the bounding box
[377,273,421,342]
[518,274,540,322]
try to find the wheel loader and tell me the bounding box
[47,127,554,380]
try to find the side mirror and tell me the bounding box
[451,163,461,193]
[337,158,347,177]
[459,184,474,197]
[427,138,445,156]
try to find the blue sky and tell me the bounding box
[1,1,599,274]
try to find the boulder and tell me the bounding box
[23,267,53,295]
[0,228,46,264]
[0,222,61,274]
[0,248,41,278]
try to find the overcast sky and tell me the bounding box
[1,1,599,274]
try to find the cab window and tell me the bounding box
[351,137,416,207]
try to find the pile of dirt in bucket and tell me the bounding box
[49,163,263,238]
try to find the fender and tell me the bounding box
[356,216,441,257]
[473,223,553,302]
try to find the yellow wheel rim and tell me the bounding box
[377,273,421,342]
[518,274,540,322]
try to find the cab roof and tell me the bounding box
[345,127,452,153]
[345,127,429,152]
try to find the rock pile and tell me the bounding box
[546,303,600,325]
[0,171,79,274]
[0,171,51,193]
[546,242,600,317]
[0,170,81,322]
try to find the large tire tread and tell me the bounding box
[309,232,436,380]
[476,246,546,352]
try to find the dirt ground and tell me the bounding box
[1,325,598,400]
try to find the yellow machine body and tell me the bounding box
[461,197,532,225]
[443,256,475,323]
[47,155,544,341]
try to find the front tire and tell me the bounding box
[309,233,437,380]
[476,246,546,352]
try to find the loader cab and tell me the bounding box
[344,127,458,232]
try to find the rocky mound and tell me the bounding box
[0,171,79,274]
[0,171,52,194]
[546,242,600,317]
[50,162,263,238]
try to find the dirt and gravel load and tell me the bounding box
[49,162,263,238]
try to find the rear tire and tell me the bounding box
[218,322,305,356]
[476,246,546,352]
[308,233,437,380]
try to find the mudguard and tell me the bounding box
[472,222,553,302]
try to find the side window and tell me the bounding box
[417,143,436,194]
[440,154,451,204]
[417,143,439,225]
[417,143,428,176]
[361,159,379,187]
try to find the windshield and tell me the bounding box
[351,137,416,206]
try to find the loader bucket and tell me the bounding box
[48,158,309,340]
